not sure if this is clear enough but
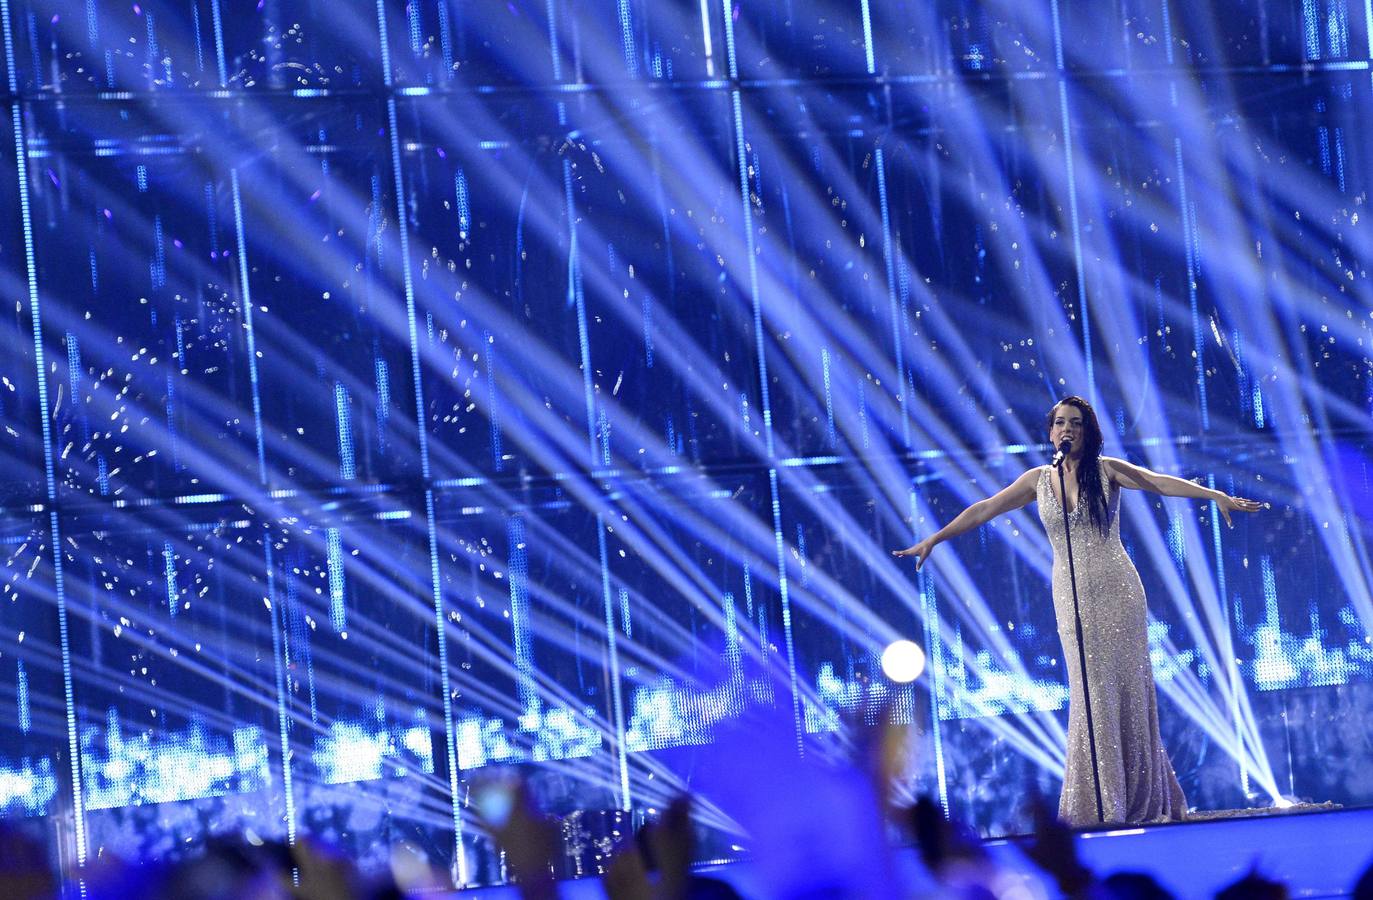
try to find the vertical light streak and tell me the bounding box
[1333,127,1346,194]
[1208,474,1250,794]
[562,160,600,464]
[378,4,430,458]
[375,358,391,454]
[454,170,470,239]
[203,182,218,256]
[151,214,166,288]
[482,331,503,471]
[859,0,876,74]
[544,0,564,82]
[17,660,30,733]
[562,134,634,797]
[190,0,204,74]
[1260,556,1279,631]
[406,0,422,58]
[857,378,870,450]
[326,528,347,633]
[144,12,158,88]
[618,587,632,638]
[745,562,766,649]
[1302,0,1321,60]
[166,372,182,471]
[698,0,715,77]
[641,294,655,369]
[616,0,637,77]
[1048,0,1095,396]
[507,517,537,718]
[1161,0,1175,64]
[821,348,836,448]
[264,545,297,844]
[598,528,630,809]
[1173,140,1209,429]
[163,542,178,617]
[917,568,950,815]
[874,147,911,449]
[47,512,84,863]
[1330,0,1349,55]
[4,0,88,863]
[65,333,81,406]
[437,0,454,79]
[375,0,466,880]
[335,383,356,481]
[229,171,268,482]
[722,0,802,747]
[768,468,803,749]
[422,489,460,872]
[227,166,296,846]
[718,0,739,84]
[543,0,631,816]
[723,592,741,676]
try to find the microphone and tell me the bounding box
[1051,438,1072,468]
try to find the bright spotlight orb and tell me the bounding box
[880,640,926,683]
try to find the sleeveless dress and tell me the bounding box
[1035,460,1187,826]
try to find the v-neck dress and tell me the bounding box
[1036,460,1187,826]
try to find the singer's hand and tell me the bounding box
[893,537,936,571]
[1216,494,1264,527]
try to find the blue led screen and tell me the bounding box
[1,0,1372,886]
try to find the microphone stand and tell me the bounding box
[1057,452,1105,824]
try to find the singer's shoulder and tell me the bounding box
[1009,466,1044,499]
[1098,455,1130,482]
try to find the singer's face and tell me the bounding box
[1049,405,1084,452]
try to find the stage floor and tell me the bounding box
[1023,805,1371,898]
[450,805,1373,898]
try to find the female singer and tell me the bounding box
[894,396,1263,824]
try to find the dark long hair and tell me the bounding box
[1047,396,1110,536]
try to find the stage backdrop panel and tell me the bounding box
[1,0,1371,888]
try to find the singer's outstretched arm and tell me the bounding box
[893,467,1041,571]
[1103,457,1264,526]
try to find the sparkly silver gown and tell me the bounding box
[1036,461,1187,826]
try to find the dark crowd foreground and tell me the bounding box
[6,707,1373,898]
[4,793,1372,899]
